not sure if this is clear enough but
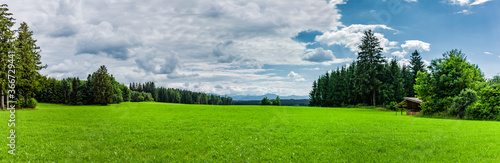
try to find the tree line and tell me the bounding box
[1,4,45,109]
[129,82,233,105]
[36,66,233,105]
[36,66,131,105]
[309,30,424,107]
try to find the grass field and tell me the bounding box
[1,102,499,162]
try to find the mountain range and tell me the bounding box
[230,94,309,101]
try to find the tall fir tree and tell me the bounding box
[354,30,385,106]
[92,65,113,105]
[0,4,16,110]
[309,80,319,106]
[409,50,425,96]
[15,22,45,106]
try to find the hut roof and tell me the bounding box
[395,97,424,108]
[403,97,423,104]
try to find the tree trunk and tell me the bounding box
[1,91,4,110]
[372,91,376,106]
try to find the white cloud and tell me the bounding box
[455,9,473,15]
[391,40,431,58]
[316,24,398,52]
[484,52,493,55]
[287,71,306,82]
[401,40,431,51]
[302,48,335,63]
[405,0,418,2]
[287,71,300,78]
[303,67,321,71]
[470,0,493,5]
[448,0,492,6]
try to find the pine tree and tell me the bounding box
[355,30,385,106]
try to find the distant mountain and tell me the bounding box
[231,93,309,101]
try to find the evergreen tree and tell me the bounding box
[309,80,320,106]
[0,4,15,110]
[409,50,425,96]
[15,22,45,107]
[355,30,385,106]
[273,96,281,106]
[92,65,113,105]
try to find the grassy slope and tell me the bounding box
[0,102,499,162]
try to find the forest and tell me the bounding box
[309,30,500,120]
[34,67,233,106]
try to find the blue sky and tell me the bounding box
[6,0,500,97]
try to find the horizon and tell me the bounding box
[6,0,500,97]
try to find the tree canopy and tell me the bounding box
[415,49,483,115]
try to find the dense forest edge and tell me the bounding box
[309,30,500,120]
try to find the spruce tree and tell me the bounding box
[0,4,15,110]
[409,50,425,96]
[355,30,385,106]
[16,22,44,106]
[93,65,113,105]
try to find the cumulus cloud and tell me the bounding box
[287,71,306,82]
[135,48,178,74]
[484,52,493,55]
[391,40,430,58]
[302,48,335,62]
[315,24,398,52]
[405,0,418,2]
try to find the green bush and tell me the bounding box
[137,95,144,102]
[448,89,477,118]
[386,101,398,111]
[26,98,38,108]
[142,92,154,101]
[465,83,500,120]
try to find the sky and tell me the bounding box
[4,0,500,97]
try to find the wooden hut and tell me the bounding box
[395,97,423,115]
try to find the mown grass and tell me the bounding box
[0,102,499,162]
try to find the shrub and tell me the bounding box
[131,91,142,102]
[465,83,500,120]
[448,89,477,118]
[26,98,38,108]
[386,101,398,111]
[137,95,144,102]
[142,92,154,101]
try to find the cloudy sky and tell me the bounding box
[5,0,500,97]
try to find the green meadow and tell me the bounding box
[1,102,499,162]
